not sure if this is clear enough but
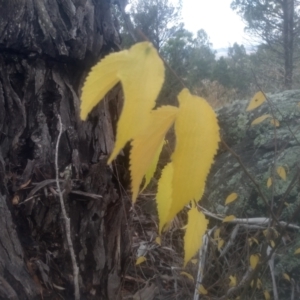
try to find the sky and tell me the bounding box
[182,0,250,51]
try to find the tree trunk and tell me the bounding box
[282,0,294,89]
[0,1,130,299]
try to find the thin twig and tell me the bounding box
[220,225,240,258]
[222,139,282,227]
[55,115,80,300]
[194,227,215,300]
[252,69,278,212]
[267,246,278,300]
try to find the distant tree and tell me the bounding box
[212,57,232,88]
[129,0,182,50]
[160,26,216,105]
[250,43,287,92]
[227,43,253,94]
[231,0,300,89]
[187,30,216,88]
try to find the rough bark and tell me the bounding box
[0,0,129,299]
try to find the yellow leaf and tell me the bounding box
[250,278,262,289]
[136,256,147,265]
[223,215,236,222]
[130,106,178,202]
[270,118,280,127]
[229,275,237,287]
[108,43,165,163]
[225,192,238,205]
[180,272,194,282]
[246,91,266,111]
[184,207,208,266]
[294,248,300,255]
[248,237,259,246]
[264,290,271,300]
[257,278,262,289]
[156,163,173,234]
[191,258,198,264]
[80,51,126,120]
[284,202,289,206]
[251,114,271,126]
[155,237,161,245]
[198,285,208,295]
[277,166,286,180]
[214,228,220,240]
[81,43,165,164]
[141,141,164,192]
[267,177,272,188]
[218,239,225,251]
[250,254,259,269]
[270,240,275,248]
[168,89,220,223]
[283,273,290,281]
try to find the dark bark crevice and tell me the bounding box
[0,0,129,299]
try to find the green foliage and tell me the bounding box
[128,0,182,50]
[231,0,300,88]
[227,43,253,93]
[160,26,216,105]
[212,57,232,88]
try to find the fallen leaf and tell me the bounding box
[283,273,290,281]
[218,239,225,251]
[214,228,220,240]
[246,91,266,111]
[136,256,147,265]
[264,290,271,300]
[250,254,259,269]
[267,177,272,188]
[248,237,259,246]
[229,275,237,287]
[12,194,20,206]
[198,285,208,295]
[225,192,238,205]
[270,118,280,127]
[294,248,300,255]
[223,215,236,223]
[250,278,262,289]
[277,166,286,180]
[180,272,194,282]
[251,114,271,126]
[155,237,161,245]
